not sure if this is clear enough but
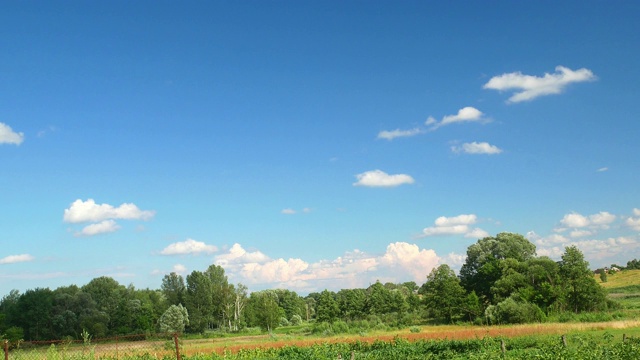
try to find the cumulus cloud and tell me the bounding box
[76,220,120,236]
[451,142,503,155]
[64,199,155,223]
[536,236,639,260]
[214,242,440,292]
[353,170,415,187]
[0,254,35,264]
[172,264,187,274]
[559,211,616,230]
[421,214,488,239]
[626,208,640,231]
[0,122,24,145]
[377,128,422,140]
[483,66,596,103]
[160,239,218,255]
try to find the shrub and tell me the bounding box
[290,314,303,326]
[332,320,349,334]
[485,297,545,324]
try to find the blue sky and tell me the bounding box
[2,1,639,296]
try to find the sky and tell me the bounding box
[1,1,639,296]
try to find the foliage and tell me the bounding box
[420,264,466,323]
[485,296,545,324]
[158,304,189,334]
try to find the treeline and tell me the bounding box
[0,233,619,341]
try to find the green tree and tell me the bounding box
[420,265,466,323]
[158,304,189,334]
[336,289,367,320]
[14,288,54,340]
[459,232,536,304]
[248,290,281,332]
[559,246,606,313]
[316,290,339,323]
[161,272,186,306]
[185,271,214,333]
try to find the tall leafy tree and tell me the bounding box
[185,270,214,333]
[559,246,606,313]
[420,265,466,323]
[459,232,536,304]
[14,288,54,340]
[316,290,339,323]
[161,272,186,306]
[158,304,189,334]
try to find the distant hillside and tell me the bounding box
[596,269,640,294]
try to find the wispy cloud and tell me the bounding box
[0,122,24,145]
[0,254,35,265]
[160,239,218,255]
[353,170,415,188]
[451,141,503,155]
[483,66,596,103]
[597,167,608,172]
[377,128,423,140]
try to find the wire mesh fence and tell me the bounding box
[3,333,182,360]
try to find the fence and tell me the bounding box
[3,333,183,360]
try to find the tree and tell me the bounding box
[316,290,339,323]
[184,271,213,333]
[559,246,606,313]
[158,304,189,334]
[336,289,367,320]
[13,288,54,340]
[420,264,466,323]
[248,290,281,332]
[460,232,536,304]
[161,272,186,306]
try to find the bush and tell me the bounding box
[332,320,349,334]
[290,314,303,326]
[278,317,290,327]
[485,297,545,324]
[311,321,333,335]
[409,326,421,333]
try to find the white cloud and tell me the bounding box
[377,128,422,140]
[483,66,596,103]
[451,142,503,155]
[597,167,608,172]
[281,208,296,215]
[380,242,440,280]
[76,220,120,236]
[560,213,590,228]
[465,228,490,239]
[559,211,616,230]
[444,252,467,268]
[537,237,639,261]
[429,107,487,130]
[0,254,35,264]
[172,264,187,275]
[160,239,218,255]
[570,229,593,238]
[625,208,640,231]
[421,214,488,239]
[353,170,415,187]
[435,214,477,226]
[441,107,484,125]
[64,199,155,223]
[0,122,24,145]
[214,242,440,292]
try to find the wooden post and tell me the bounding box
[173,333,181,360]
[500,339,506,354]
[4,340,8,360]
[623,333,627,343]
[561,335,567,347]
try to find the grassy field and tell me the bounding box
[596,269,640,313]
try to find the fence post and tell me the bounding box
[173,333,181,360]
[4,340,8,360]
[623,333,626,343]
[115,335,118,360]
[561,335,567,347]
[500,339,506,354]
